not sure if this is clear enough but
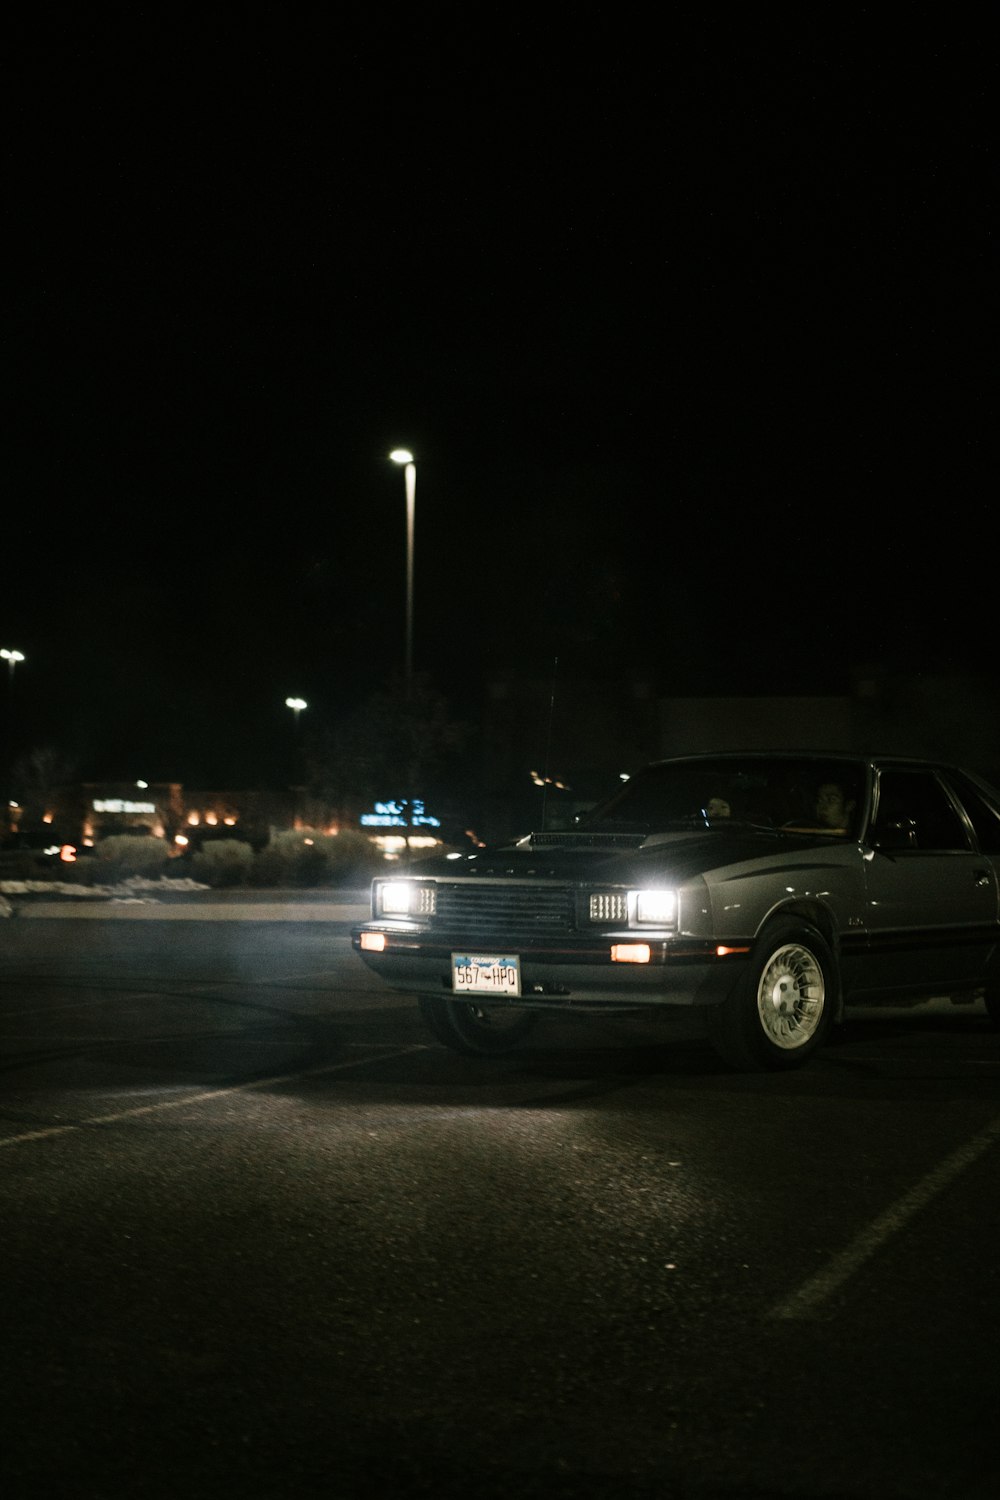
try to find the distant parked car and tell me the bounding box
[352,752,1000,1071]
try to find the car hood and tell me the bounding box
[410,826,840,885]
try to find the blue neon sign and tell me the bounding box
[360,799,441,829]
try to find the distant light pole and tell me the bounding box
[389,449,416,699]
[1,649,25,838]
[284,698,308,826]
[1,647,24,692]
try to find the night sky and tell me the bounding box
[4,13,994,790]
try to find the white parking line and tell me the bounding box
[0,1044,427,1149]
[770,1114,1000,1320]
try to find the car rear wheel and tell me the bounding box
[707,919,836,1072]
[418,996,539,1056]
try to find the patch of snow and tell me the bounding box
[0,874,210,902]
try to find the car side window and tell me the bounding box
[946,772,1000,854]
[874,771,973,852]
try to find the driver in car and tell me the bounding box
[814,781,856,834]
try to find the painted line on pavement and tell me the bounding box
[770,1113,1000,1320]
[0,1044,428,1149]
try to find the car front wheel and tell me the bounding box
[707,919,836,1072]
[418,996,539,1056]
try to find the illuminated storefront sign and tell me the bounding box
[360,799,440,829]
[92,799,157,815]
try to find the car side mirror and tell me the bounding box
[873,821,918,851]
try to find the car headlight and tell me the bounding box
[376,881,436,917]
[588,892,629,922]
[588,889,677,927]
[634,889,677,925]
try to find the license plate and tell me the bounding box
[451,953,521,996]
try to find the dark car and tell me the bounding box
[352,752,1000,1071]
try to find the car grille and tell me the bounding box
[434,883,575,936]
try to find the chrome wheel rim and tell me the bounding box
[756,942,825,1049]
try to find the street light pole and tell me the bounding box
[285,696,307,729]
[1,648,25,839]
[389,450,417,859]
[389,449,416,700]
[1,647,24,693]
[284,698,307,829]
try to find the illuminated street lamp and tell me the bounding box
[284,699,308,820]
[1,649,25,837]
[1,647,24,688]
[389,449,416,699]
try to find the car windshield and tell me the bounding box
[581,756,865,839]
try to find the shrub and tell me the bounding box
[320,828,385,883]
[95,834,173,877]
[252,828,383,888]
[191,838,254,887]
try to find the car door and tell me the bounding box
[859,767,996,998]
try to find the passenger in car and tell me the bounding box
[813,781,856,834]
[705,795,731,819]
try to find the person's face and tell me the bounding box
[815,783,850,827]
[706,796,730,818]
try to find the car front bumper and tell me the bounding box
[350,923,751,1010]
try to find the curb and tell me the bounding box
[1,889,371,922]
[11,901,369,921]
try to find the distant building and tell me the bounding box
[35,781,185,847]
[33,782,334,852]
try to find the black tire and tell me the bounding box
[706,918,837,1072]
[418,995,539,1056]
